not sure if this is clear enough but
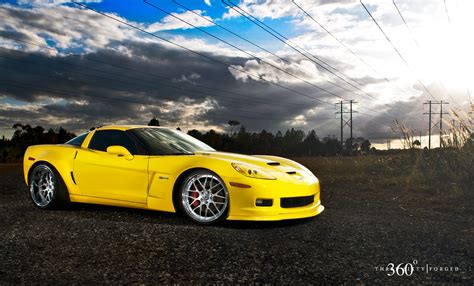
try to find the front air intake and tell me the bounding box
[281,195,314,208]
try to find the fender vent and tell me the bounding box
[267,162,280,166]
[70,171,76,185]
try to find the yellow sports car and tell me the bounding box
[23,125,324,224]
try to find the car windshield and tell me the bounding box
[130,128,215,155]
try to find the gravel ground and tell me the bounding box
[0,163,472,284]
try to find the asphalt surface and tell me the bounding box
[0,163,472,284]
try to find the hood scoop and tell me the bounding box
[267,162,280,166]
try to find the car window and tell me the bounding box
[65,132,89,147]
[131,128,215,155]
[88,130,138,155]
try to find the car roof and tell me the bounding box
[96,125,167,131]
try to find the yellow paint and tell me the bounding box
[23,125,324,221]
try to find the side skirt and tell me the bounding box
[69,194,148,210]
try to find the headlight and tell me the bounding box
[231,163,276,180]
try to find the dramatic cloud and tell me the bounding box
[0,41,326,136]
[223,0,357,20]
[0,4,144,54]
[147,10,214,32]
[229,59,327,84]
[1,0,472,147]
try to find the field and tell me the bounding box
[0,154,472,284]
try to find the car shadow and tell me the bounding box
[66,203,317,229]
[220,216,316,229]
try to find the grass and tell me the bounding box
[295,147,474,195]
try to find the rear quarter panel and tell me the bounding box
[23,145,79,194]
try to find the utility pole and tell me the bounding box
[440,101,444,148]
[428,101,432,149]
[423,100,449,149]
[336,100,357,154]
[350,100,353,143]
[339,101,343,152]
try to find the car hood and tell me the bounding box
[194,151,316,180]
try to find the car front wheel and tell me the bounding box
[179,170,229,225]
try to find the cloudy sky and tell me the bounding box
[0,0,472,146]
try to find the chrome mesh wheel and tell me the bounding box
[30,165,56,207]
[181,173,228,224]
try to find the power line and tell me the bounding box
[291,0,404,93]
[0,33,310,108]
[171,0,407,120]
[173,0,410,120]
[0,43,342,123]
[223,0,378,101]
[360,0,438,101]
[0,35,388,120]
[0,61,335,121]
[391,0,420,48]
[144,0,354,101]
[172,0,292,65]
[2,3,397,122]
[0,58,296,113]
[0,28,378,124]
[12,1,400,120]
[0,79,338,123]
[170,0,372,99]
[443,0,451,24]
[222,0,416,121]
[156,2,416,124]
[71,1,392,121]
[0,42,382,125]
[71,1,340,108]
[291,0,408,114]
[392,0,461,107]
[0,44,314,109]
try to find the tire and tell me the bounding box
[29,164,70,209]
[179,170,229,225]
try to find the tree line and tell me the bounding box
[0,124,76,162]
[187,126,373,157]
[0,120,374,162]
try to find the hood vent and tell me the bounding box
[286,171,297,175]
[267,162,280,166]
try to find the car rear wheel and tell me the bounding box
[179,170,229,225]
[29,164,69,209]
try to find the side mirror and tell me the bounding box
[106,145,133,160]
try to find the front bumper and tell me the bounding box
[224,176,324,221]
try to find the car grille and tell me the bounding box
[280,195,314,208]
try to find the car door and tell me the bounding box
[73,129,148,204]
